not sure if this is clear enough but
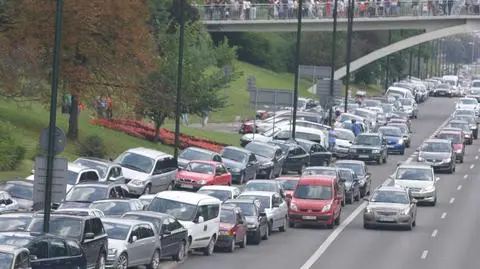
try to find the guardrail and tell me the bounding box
[195,1,466,21]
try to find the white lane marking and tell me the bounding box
[457,185,462,190]
[299,202,367,269]
[431,229,438,238]
[464,174,469,179]
[441,212,447,219]
[476,156,479,160]
[449,198,455,204]
[299,111,454,269]
[470,164,475,169]
[478,148,480,152]
[421,250,429,259]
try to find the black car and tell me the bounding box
[349,133,388,164]
[0,212,33,231]
[220,146,259,184]
[417,139,456,173]
[268,140,309,174]
[447,120,473,144]
[57,182,129,209]
[337,168,361,204]
[223,198,268,245]
[0,232,87,269]
[452,115,478,139]
[296,138,332,166]
[334,160,372,197]
[28,213,108,269]
[0,181,33,211]
[121,211,188,261]
[244,142,285,179]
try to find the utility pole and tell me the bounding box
[174,0,185,159]
[344,0,354,113]
[327,0,339,126]
[409,50,413,77]
[384,30,392,92]
[416,44,421,78]
[292,0,304,139]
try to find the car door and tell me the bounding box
[218,165,231,185]
[28,240,50,268]
[274,149,285,175]
[139,224,157,264]
[128,225,143,265]
[151,159,169,192]
[65,240,87,269]
[160,218,175,257]
[309,144,331,166]
[168,218,187,254]
[205,204,220,241]
[81,219,98,267]
[190,205,209,249]
[48,239,70,269]
[270,194,283,228]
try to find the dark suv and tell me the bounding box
[349,133,388,164]
[27,213,108,269]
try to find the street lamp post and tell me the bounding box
[384,30,392,92]
[344,0,354,113]
[292,0,304,139]
[327,0,339,126]
[174,0,185,160]
[408,49,413,77]
[416,44,421,78]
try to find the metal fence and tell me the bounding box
[195,1,472,21]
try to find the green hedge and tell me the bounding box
[0,122,26,171]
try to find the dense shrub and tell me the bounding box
[76,135,107,158]
[0,122,26,171]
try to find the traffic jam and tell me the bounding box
[0,74,478,269]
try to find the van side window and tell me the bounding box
[205,204,220,221]
[196,205,209,221]
[154,158,177,174]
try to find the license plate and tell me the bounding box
[302,216,316,220]
[378,216,395,222]
[358,154,369,158]
[180,184,194,189]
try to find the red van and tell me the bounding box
[286,175,342,229]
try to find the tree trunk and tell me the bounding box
[154,122,160,142]
[67,95,79,140]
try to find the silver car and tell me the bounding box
[0,245,30,269]
[90,199,144,217]
[363,186,417,230]
[0,191,19,213]
[103,218,161,269]
[392,164,439,206]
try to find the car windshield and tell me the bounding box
[0,217,32,232]
[395,168,433,181]
[148,198,197,221]
[225,202,255,216]
[0,183,32,200]
[121,214,162,233]
[0,234,31,247]
[437,133,461,143]
[115,152,155,174]
[335,129,355,141]
[399,99,413,106]
[338,170,354,181]
[296,132,321,143]
[28,217,83,240]
[378,127,402,137]
[197,189,231,202]
[221,149,247,163]
[294,185,332,200]
[66,170,79,185]
[220,210,236,224]
[453,116,474,124]
[370,190,409,204]
[335,163,364,176]
[472,81,480,87]
[459,99,477,105]
[421,142,451,153]
[102,222,131,240]
[179,149,211,161]
[280,179,298,190]
[303,168,336,176]
[445,80,456,86]
[73,159,108,178]
[90,201,131,216]
[185,162,214,175]
[336,114,355,123]
[238,195,270,212]
[65,186,108,202]
[454,110,474,116]
[245,144,275,159]
[244,182,276,192]
[388,124,407,133]
[448,122,469,131]
[354,135,380,146]
[363,100,380,107]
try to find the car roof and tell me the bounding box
[397,164,432,170]
[224,198,256,204]
[247,141,278,150]
[298,175,335,185]
[182,147,216,155]
[424,138,451,143]
[3,180,33,187]
[74,157,118,166]
[357,133,381,137]
[334,159,365,165]
[124,147,173,160]
[68,162,94,173]
[276,176,300,181]
[91,199,131,204]
[122,211,170,219]
[154,191,221,205]
[0,213,32,218]
[198,185,239,191]
[376,186,407,192]
[222,146,251,154]
[239,191,276,197]
[305,166,337,170]
[74,182,113,187]
[247,179,277,184]
[101,217,151,226]
[186,160,221,166]
[438,130,462,135]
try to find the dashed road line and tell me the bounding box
[475,156,479,160]
[431,229,438,238]
[457,185,462,191]
[449,198,455,204]
[470,164,475,169]
[464,174,468,179]
[441,212,447,219]
[421,250,429,259]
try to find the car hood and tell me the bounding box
[245,216,259,225]
[367,203,409,211]
[58,201,92,209]
[350,144,381,150]
[222,159,245,170]
[177,171,213,181]
[335,139,352,147]
[241,133,271,142]
[394,179,434,189]
[122,168,149,181]
[108,239,127,252]
[457,104,477,110]
[292,198,331,209]
[419,151,451,160]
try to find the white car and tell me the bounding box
[197,185,241,202]
[237,191,288,233]
[456,97,479,116]
[333,128,355,158]
[392,164,439,206]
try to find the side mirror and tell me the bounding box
[131,235,138,243]
[84,232,95,240]
[339,178,346,183]
[51,203,60,210]
[259,212,267,217]
[29,255,38,261]
[411,199,418,204]
[336,194,343,200]
[196,216,204,223]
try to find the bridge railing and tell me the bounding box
[195,1,464,21]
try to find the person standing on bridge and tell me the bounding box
[447,0,453,14]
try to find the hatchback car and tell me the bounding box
[175,161,232,190]
[337,168,361,204]
[57,182,128,209]
[296,139,332,166]
[377,126,406,155]
[447,120,473,144]
[244,142,285,179]
[0,181,33,211]
[436,130,465,163]
[215,204,247,252]
[244,180,286,198]
[334,160,371,197]
[197,185,241,202]
[417,139,456,173]
[220,146,259,184]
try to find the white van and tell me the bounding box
[443,75,459,88]
[148,191,221,255]
[386,86,415,100]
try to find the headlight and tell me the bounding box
[199,180,207,185]
[365,207,372,213]
[400,208,410,215]
[290,202,298,211]
[231,168,241,173]
[417,156,425,162]
[321,204,331,213]
[372,149,380,154]
[219,230,230,236]
[130,180,145,186]
[398,139,404,145]
[422,185,435,192]
[108,249,117,255]
[471,125,477,129]
[247,223,258,229]
[444,158,451,163]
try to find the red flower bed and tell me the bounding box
[89,118,227,152]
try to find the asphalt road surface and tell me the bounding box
[160,97,479,269]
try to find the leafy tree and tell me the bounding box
[0,0,157,139]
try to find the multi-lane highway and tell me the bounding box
[169,97,480,269]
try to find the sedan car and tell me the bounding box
[398,98,418,119]
[377,126,406,155]
[223,199,268,244]
[197,185,241,202]
[0,181,33,211]
[177,147,223,169]
[417,139,456,173]
[175,161,232,190]
[334,160,371,197]
[89,199,144,217]
[276,176,300,206]
[331,128,355,159]
[216,204,247,252]
[220,146,258,184]
[268,140,309,174]
[244,180,286,198]
[0,191,19,213]
[393,164,438,206]
[102,218,161,269]
[363,186,417,230]
[244,142,285,179]
[436,130,465,163]
[348,133,388,164]
[296,139,333,166]
[452,114,478,139]
[57,182,128,209]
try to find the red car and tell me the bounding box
[175,160,232,190]
[215,204,248,252]
[436,130,465,163]
[276,176,300,206]
[287,175,342,229]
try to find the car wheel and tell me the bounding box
[268,169,274,179]
[117,253,128,269]
[143,184,151,195]
[227,238,236,253]
[262,224,269,240]
[341,195,345,207]
[334,213,341,225]
[167,182,174,191]
[347,193,354,204]
[289,221,295,228]
[203,237,215,256]
[146,250,160,269]
[400,150,405,155]
[363,223,370,229]
[279,216,287,232]
[174,240,187,261]
[412,218,416,227]
[252,230,261,245]
[355,191,360,201]
[95,252,106,269]
[239,234,247,248]
[460,156,464,163]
